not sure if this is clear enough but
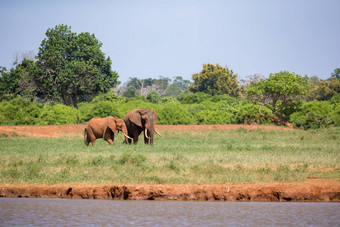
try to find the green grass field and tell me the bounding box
[0,128,339,185]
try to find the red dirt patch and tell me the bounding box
[0,124,291,138]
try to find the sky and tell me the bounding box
[0,0,339,84]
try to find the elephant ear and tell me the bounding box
[129,109,143,128]
[107,116,117,134]
[152,109,158,122]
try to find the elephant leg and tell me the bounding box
[107,133,114,145]
[127,138,132,144]
[85,136,91,146]
[104,129,114,145]
[144,132,149,144]
[133,133,139,145]
[86,128,96,146]
[90,137,96,146]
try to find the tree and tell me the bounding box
[247,71,309,128]
[0,67,17,100]
[36,24,119,108]
[125,76,171,97]
[331,68,340,79]
[188,63,240,97]
[146,90,161,103]
[164,76,191,97]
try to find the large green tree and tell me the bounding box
[36,24,119,108]
[189,63,240,97]
[248,71,309,128]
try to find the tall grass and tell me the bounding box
[0,128,339,185]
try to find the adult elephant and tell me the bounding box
[124,109,161,145]
[84,116,131,146]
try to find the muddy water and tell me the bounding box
[1,198,339,226]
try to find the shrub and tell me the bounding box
[13,101,42,125]
[178,92,211,104]
[236,102,272,125]
[0,98,42,125]
[90,101,121,119]
[290,101,334,129]
[146,90,161,104]
[39,104,80,125]
[196,110,233,124]
[158,105,196,124]
[161,97,180,104]
[91,91,126,103]
[78,102,94,122]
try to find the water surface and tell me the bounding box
[1,198,339,226]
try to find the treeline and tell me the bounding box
[0,24,339,129]
[1,91,339,129]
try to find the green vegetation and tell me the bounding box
[248,71,309,128]
[0,24,119,108]
[0,128,339,185]
[1,93,339,128]
[189,63,241,97]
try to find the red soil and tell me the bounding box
[1,124,339,202]
[0,124,291,138]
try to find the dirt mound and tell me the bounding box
[1,179,339,202]
[0,124,291,138]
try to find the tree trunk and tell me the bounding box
[259,105,293,128]
[62,94,71,107]
[72,94,78,109]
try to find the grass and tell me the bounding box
[0,127,339,185]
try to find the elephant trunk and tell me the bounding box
[149,123,155,145]
[122,125,130,143]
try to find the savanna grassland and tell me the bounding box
[0,126,339,186]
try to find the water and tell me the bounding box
[1,198,339,226]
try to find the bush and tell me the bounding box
[161,97,180,104]
[178,92,211,104]
[290,101,335,129]
[196,110,233,124]
[91,91,126,103]
[0,98,42,125]
[158,105,196,124]
[13,101,42,125]
[147,90,161,104]
[236,102,272,125]
[39,104,80,125]
[90,101,121,119]
[78,102,94,122]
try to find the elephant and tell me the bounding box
[124,108,161,145]
[84,116,131,146]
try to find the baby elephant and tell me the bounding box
[84,116,131,146]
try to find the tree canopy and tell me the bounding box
[36,24,119,108]
[247,71,309,128]
[189,63,240,97]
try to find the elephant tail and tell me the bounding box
[84,128,87,145]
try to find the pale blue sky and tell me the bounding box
[1,0,339,84]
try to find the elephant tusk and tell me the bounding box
[123,133,132,140]
[155,129,162,137]
[145,129,151,139]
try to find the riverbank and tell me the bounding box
[1,178,339,202]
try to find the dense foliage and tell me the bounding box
[247,71,309,128]
[1,92,339,129]
[189,63,241,97]
[0,25,119,108]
